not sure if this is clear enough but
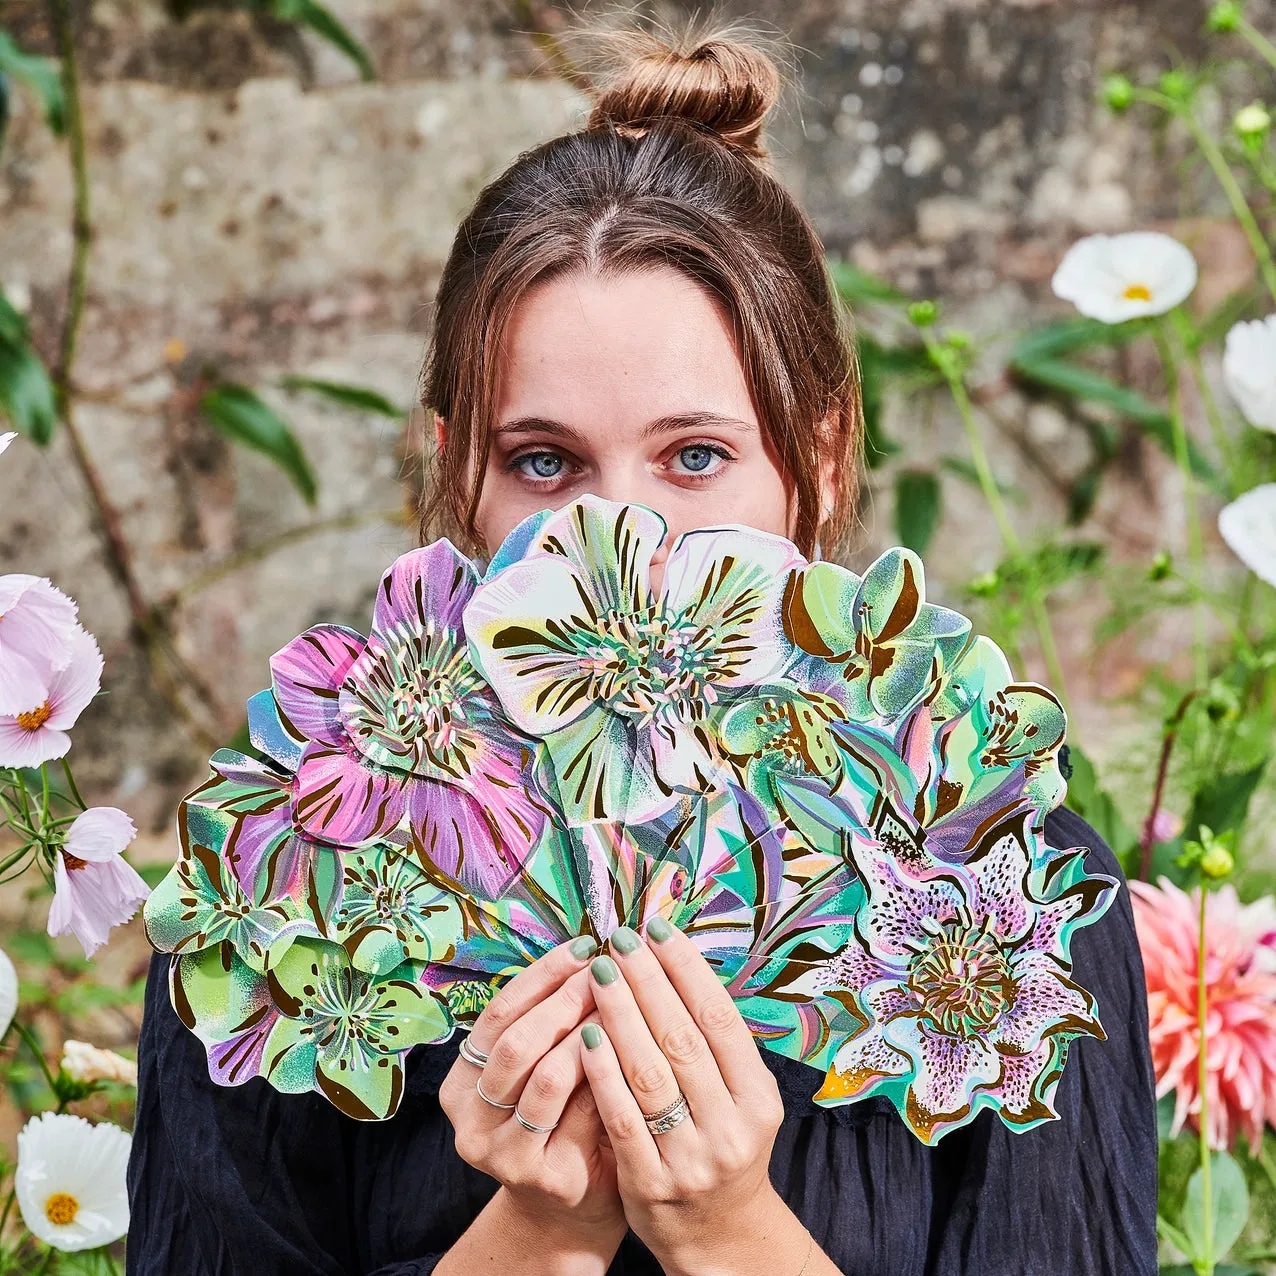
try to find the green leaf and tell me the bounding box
[0,292,57,444]
[279,375,403,419]
[1010,316,1149,363]
[1183,1151,1249,1263]
[1066,461,1104,525]
[0,31,66,135]
[0,72,9,155]
[828,258,907,306]
[1012,355,1216,482]
[201,383,318,506]
[894,468,942,555]
[939,455,1020,500]
[857,336,934,469]
[1158,1091,1177,1142]
[1185,760,1270,843]
[268,0,376,81]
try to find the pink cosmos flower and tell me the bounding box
[1130,877,1276,1153]
[1149,808,1185,843]
[0,625,102,767]
[0,576,82,717]
[48,807,150,958]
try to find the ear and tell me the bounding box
[433,411,447,453]
[816,407,838,524]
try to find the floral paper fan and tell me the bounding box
[145,495,1116,1140]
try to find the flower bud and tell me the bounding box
[1148,549,1173,581]
[1102,74,1136,112]
[1234,102,1272,140]
[907,299,939,328]
[967,570,999,597]
[1158,70,1194,103]
[1206,1,1242,33]
[1201,843,1235,879]
[60,1040,138,1087]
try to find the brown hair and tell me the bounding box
[418,17,862,560]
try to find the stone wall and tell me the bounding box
[0,0,1268,851]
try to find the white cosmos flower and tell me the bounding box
[0,432,15,457]
[0,946,16,1039]
[61,1040,138,1087]
[1219,484,1276,589]
[1223,316,1276,431]
[15,1112,131,1251]
[1052,232,1198,323]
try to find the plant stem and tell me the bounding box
[1182,110,1276,308]
[1156,325,1209,690]
[1139,689,1199,881]
[922,332,1070,704]
[13,1021,59,1098]
[59,759,86,813]
[1179,326,1238,496]
[1197,881,1214,1276]
[1239,17,1276,75]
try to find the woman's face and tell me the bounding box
[461,267,808,575]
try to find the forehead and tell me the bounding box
[493,267,757,431]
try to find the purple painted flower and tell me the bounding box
[48,807,150,958]
[269,541,546,897]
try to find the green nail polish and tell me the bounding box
[646,916,674,943]
[591,955,619,985]
[581,1023,603,1050]
[610,925,641,955]
[570,935,598,960]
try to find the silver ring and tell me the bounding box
[459,1037,489,1067]
[513,1108,559,1134]
[475,1076,516,1110]
[643,1092,691,1135]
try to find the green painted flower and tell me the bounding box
[262,937,452,1120]
[783,549,971,722]
[331,847,466,976]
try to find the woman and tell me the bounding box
[126,23,1159,1275]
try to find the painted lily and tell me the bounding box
[269,541,547,895]
[465,496,804,825]
[793,811,1115,1143]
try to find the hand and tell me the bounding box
[578,918,799,1274]
[438,936,626,1248]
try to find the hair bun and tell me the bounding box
[583,25,782,160]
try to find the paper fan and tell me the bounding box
[145,495,1116,1140]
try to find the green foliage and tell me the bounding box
[0,29,66,145]
[0,291,58,444]
[201,382,319,506]
[279,375,404,419]
[894,468,942,555]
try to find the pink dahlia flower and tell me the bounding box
[0,625,102,767]
[1130,877,1276,1153]
[269,541,546,897]
[48,807,150,958]
[0,575,82,717]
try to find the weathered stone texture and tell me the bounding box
[1,0,1269,839]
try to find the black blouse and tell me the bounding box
[125,805,1159,1275]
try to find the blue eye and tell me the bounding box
[520,453,562,479]
[678,445,715,473]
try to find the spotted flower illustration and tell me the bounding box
[465,496,803,825]
[782,549,971,724]
[270,541,547,895]
[793,812,1115,1143]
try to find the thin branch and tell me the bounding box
[1139,689,1199,882]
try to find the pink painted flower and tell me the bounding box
[270,541,547,897]
[48,807,150,958]
[1130,878,1276,1153]
[0,625,102,767]
[0,576,82,717]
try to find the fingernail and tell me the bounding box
[610,925,641,955]
[581,1023,603,1050]
[591,955,620,985]
[570,935,598,960]
[646,916,675,943]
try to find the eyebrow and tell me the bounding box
[493,411,756,443]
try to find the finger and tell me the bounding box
[545,1014,605,1149]
[479,965,597,1107]
[466,934,598,1057]
[579,1022,663,1180]
[643,917,762,1101]
[606,925,733,1123]
[508,1005,598,1135]
[588,954,693,1135]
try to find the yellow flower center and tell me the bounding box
[44,1192,79,1226]
[1122,283,1153,302]
[62,851,89,871]
[15,702,52,732]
